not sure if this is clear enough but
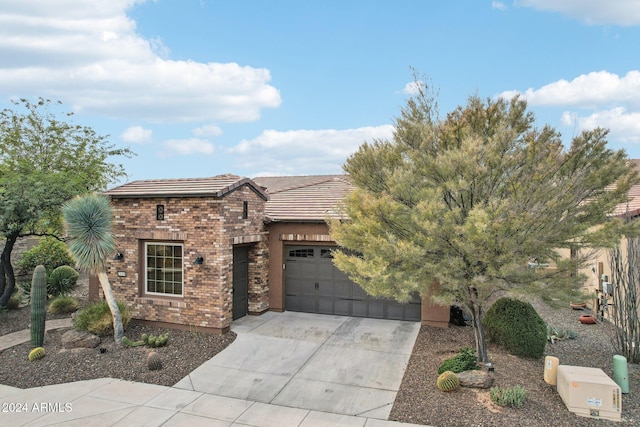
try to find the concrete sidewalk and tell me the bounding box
[0,377,427,426]
[0,318,73,351]
[0,312,429,426]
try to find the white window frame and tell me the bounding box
[144,242,184,297]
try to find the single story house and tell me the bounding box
[92,174,449,334]
[575,159,640,316]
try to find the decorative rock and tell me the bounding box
[61,330,101,349]
[457,370,494,389]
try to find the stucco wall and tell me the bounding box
[266,222,331,312]
[265,221,449,327]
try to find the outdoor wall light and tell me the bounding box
[193,256,204,265]
[113,252,124,261]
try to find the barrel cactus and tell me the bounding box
[28,347,46,361]
[30,265,47,347]
[437,371,460,392]
[147,351,162,371]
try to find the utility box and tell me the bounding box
[557,365,622,422]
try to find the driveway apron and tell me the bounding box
[173,311,420,420]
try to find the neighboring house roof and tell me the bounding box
[612,159,640,218]
[253,175,354,222]
[104,174,269,201]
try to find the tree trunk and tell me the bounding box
[97,270,124,344]
[468,284,488,362]
[0,235,17,308]
[471,304,489,362]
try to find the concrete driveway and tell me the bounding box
[174,311,420,420]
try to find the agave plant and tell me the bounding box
[62,194,123,344]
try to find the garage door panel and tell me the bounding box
[318,297,334,314]
[366,300,386,318]
[386,302,407,320]
[317,263,334,280]
[317,282,333,297]
[404,303,422,320]
[284,245,421,321]
[287,277,316,296]
[334,298,351,316]
[352,300,368,317]
[286,262,315,277]
[334,281,351,298]
[287,295,316,312]
[333,268,350,281]
[352,285,368,298]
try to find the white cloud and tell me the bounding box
[492,2,507,11]
[500,70,640,148]
[162,138,215,156]
[400,80,424,95]
[192,124,223,138]
[499,71,640,107]
[562,107,640,144]
[121,125,152,143]
[230,125,395,175]
[516,0,640,26]
[0,0,281,122]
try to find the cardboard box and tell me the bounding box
[557,365,622,422]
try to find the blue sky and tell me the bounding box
[1,1,640,186]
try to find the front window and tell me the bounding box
[145,242,183,296]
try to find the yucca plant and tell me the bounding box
[63,194,124,344]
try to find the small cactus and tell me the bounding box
[158,333,169,347]
[141,333,170,348]
[122,336,145,347]
[437,371,460,392]
[30,265,47,347]
[147,351,162,371]
[28,347,46,361]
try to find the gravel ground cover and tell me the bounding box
[1,284,638,426]
[390,298,640,427]
[0,305,235,388]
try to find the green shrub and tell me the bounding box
[490,385,527,408]
[17,237,75,276]
[74,301,130,336]
[48,295,79,314]
[17,280,32,304]
[482,297,547,359]
[48,265,79,297]
[7,288,23,309]
[437,347,480,374]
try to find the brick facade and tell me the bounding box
[102,184,268,333]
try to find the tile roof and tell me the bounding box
[612,159,640,218]
[104,174,269,200]
[253,175,353,222]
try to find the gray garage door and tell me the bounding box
[285,245,421,321]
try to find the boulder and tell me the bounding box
[457,369,494,389]
[61,330,101,349]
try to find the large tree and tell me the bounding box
[0,98,133,307]
[329,85,637,362]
